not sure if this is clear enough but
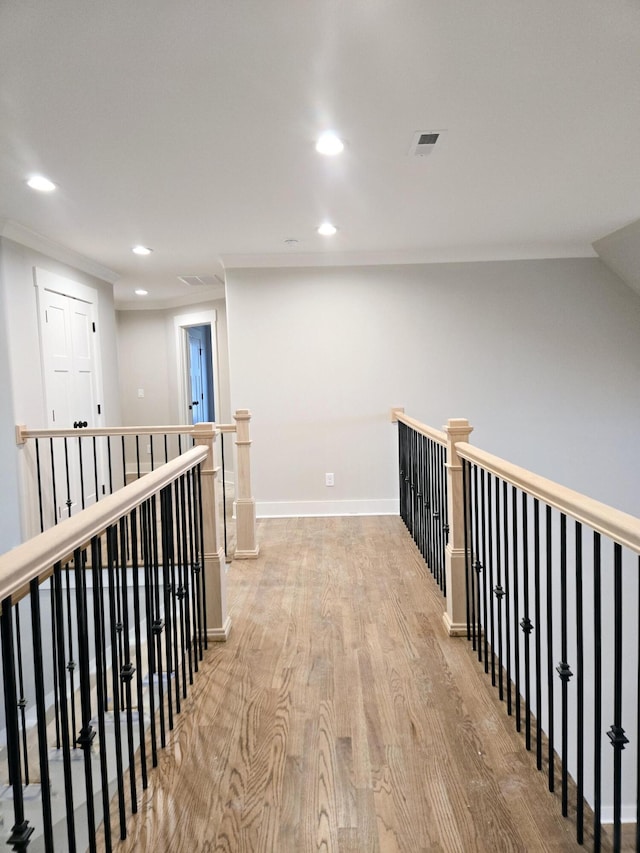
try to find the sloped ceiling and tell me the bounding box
[593,219,640,298]
[1,1,640,307]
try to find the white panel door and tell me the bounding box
[40,289,99,517]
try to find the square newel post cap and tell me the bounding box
[444,418,473,439]
[192,421,216,438]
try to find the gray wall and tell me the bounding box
[0,236,121,550]
[116,299,232,427]
[225,258,640,517]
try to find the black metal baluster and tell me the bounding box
[29,577,54,850]
[51,576,61,749]
[609,542,626,852]
[546,505,555,793]
[107,435,114,494]
[593,532,601,851]
[160,485,177,725]
[164,433,169,464]
[557,513,572,817]
[503,481,512,716]
[142,500,159,769]
[107,526,127,840]
[186,466,198,676]
[14,604,29,785]
[49,437,59,525]
[35,437,45,532]
[442,444,449,595]
[130,508,149,790]
[93,435,99,501]
[74,547,98,851]
[494,476,504,702]
[473,464,482,657]
[196,465,208,649]
[91,536,113,853]
[121,435,127,489]
[53,562,77,850]
[533,499,542,770]
[487,473,495,686]
[165,485,179,717]
[521,492,532,751]
[151,495,167,747]
[462,458,472,642]
[575,521,584,844]
[78,435,86,509]
[417,432,423,560]
[512,486,521,732]
[63,436,73,517]
[150,433,155,471]
[1,596,34,853]
[64,560,78,749]
[480,469,489,672]
[119,515,138,814]
[135,434,141,480]
[177,476,189,696]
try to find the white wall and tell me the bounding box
[225,259,640,517]
[116,298,232,426]
[0,236,121,550]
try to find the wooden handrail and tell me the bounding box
[394,411,447,446]
[0,445,208,606]
[16,422,237,444]
[456,441,640,556]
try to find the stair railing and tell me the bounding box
[0,445,215,851]
[392,407,640,852]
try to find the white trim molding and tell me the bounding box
[256,498,399,518]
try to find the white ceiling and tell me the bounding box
[1,0,640,308]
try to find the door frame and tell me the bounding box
[174,309,219,425]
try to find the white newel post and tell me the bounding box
[233,409,259,559]
[443,418,474,637]
[192,422,231,641]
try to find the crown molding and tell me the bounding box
[0,219,120,285]
[220,243,597,271]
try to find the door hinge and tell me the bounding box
[97,403,101,415]
[92,322,96,332]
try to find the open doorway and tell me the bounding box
[175,309,220,426]
[187,324,214,423]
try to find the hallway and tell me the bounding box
[105,516,596,852]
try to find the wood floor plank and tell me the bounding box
[99,516,600,852]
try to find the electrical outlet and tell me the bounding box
[325,472,334,487]
[137,388,144,398]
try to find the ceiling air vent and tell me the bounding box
[409,130,444,157]
[178,275,219,287]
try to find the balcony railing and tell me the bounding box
[15,409,259,563]
[392,408,640,852]
[0,410,259,850]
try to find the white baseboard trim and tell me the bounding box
[256,498,399,518]
[207,616,232,642]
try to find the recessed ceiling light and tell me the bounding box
[318,222,337,236]
[135,289,148,296]
[315,132,344,156]
[132,245,152,255]
[27,175,56,192]
[284,239,299,247]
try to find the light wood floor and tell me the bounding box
[101,516,604,852]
